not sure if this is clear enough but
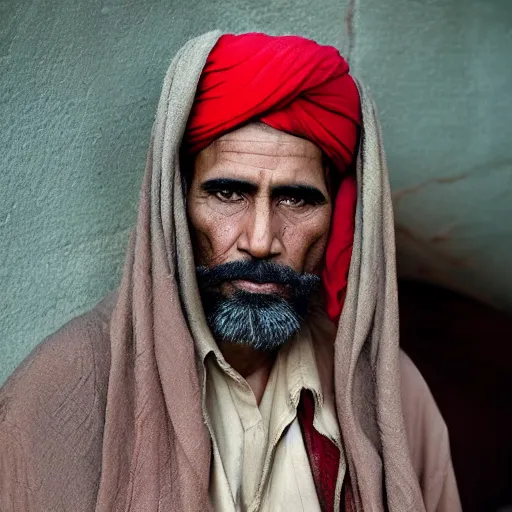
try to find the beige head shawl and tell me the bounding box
[95,31,425,511]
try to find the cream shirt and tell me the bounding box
[196,311,346,512]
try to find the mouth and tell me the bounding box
[227,279,290,296]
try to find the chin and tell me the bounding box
[203,290,304,352]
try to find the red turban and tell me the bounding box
[185,33,360,322]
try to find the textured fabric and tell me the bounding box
[0,307,460,511]
[0,31,462,512]
[186,33,360,174]
[185,33,360,322]
[201,308,345,511]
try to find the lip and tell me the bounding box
[231,279,287,295]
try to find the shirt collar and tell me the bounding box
[199,308,335,414]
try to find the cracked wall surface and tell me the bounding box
[1,0,511,383]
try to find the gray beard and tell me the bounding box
[202,290,303,352]
[196,260,321,352]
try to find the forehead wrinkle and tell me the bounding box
[221,153,279,171]
[212,154,324,177]
[216,138,320,158]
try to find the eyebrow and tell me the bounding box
[201,178,258,195]
[271,184,327,204]
[200,178,327,204]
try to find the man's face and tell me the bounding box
[188,123,332,273]
[187,123,332,350]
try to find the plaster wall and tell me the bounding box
[1,0,511,383]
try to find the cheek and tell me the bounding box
[302,232,330,273]
[187,200,245,266]
[280,207,331,273]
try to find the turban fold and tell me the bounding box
[185,33,360,321]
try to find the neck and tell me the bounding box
[218,341,277,404]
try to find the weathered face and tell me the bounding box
[187,123,332,349]
[187,123,332,280]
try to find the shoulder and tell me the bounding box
[0,293,115,511]
[399,351,461,511]
[399,350,449,468]
[1,293,114,417]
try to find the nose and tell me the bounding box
[237,200,283,259]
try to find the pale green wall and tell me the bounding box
[1,0,511,384]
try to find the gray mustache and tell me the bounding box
[196,260,320,296]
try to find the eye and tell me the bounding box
[279,196,307,207]
[273,186,327,209]
[214,189,244,202]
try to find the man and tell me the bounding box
[0,32,461,511]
